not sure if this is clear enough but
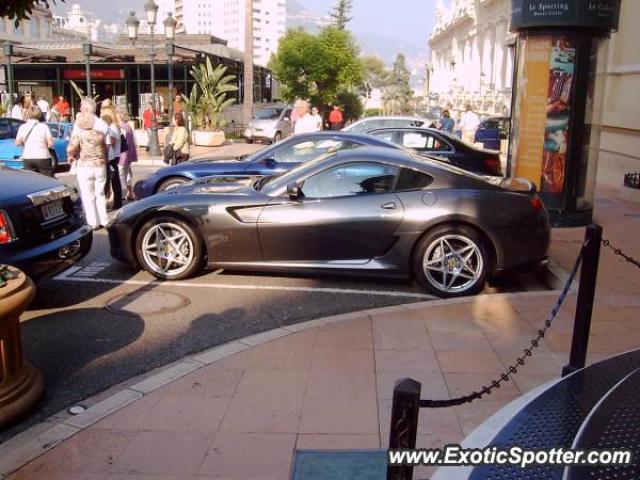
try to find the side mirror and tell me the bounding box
[287,183,302,200]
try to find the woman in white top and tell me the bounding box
[10,96,27,121]
[15,105,54,177]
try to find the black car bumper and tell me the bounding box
[108,222,137,266]
[1,226,93,280]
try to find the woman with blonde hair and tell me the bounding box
[15,105,55,176]
[166,112,190,164]
[116,109,138,201]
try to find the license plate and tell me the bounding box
[41,200,65,222]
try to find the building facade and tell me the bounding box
[160,0,286,67]
[596,0,640,188]
[0,6,55,42]
[427,0,515,117]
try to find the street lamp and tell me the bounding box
[164,13,177,126]
[126,4,161,157]
[82,42,92,97]
[3,42,14,110]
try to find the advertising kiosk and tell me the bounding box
[509,0,621,226]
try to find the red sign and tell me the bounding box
[63,69,125,80]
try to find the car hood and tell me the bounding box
[0,167,65,202]
[175,175,258,194]
[149,158,248,177]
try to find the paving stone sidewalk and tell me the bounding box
[3,184,639,480]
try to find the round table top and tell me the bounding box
[0,266,30,302]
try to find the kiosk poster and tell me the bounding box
[514,35,576,193]
[541,36,576,193]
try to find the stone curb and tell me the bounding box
[0,287,570,478]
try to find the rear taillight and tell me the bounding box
[530,195,543,213]
[0,210,15,244]
[484,156,502,176]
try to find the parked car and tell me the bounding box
[475,116,510,151]
[109,146,549,297]
[0,122,74,171]
[244,106,293,144]
[343,115,436,134]
[367,127,503,176]
[133,131,405,199]
[0,166,93,279]
[0,118,24,140]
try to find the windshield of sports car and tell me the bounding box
[254,108,283,120]
[257,151,338,194]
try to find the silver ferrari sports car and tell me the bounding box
[108,146,550,297]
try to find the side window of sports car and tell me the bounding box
[0,121,11,140]
[301,162,399,199]
[395,168,434,192]
[273,139,358,163]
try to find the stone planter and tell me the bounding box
[192,130,225,147]
[0,267,44,429]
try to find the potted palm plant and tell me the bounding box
[183,58,238,147]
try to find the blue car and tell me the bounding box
[0,122,74,170]
[134,131,402,199]
[474,116,510,151]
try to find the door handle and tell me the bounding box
[381,202,397,210]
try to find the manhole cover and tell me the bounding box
[105,289,190,316]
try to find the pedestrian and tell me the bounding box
[36,96,50,121]
[328,105,344,130]
[293,100,318,134]
[142,102,155,151]
[116,110,137,201]
[11,95,26,120]
[67,103,109,230]
[101,111,123,210]
[290,99,301,128]
[439,109,455,133]
[166,112,190,164]
[460,104,480,144]
[310,107,323,131]
[173,94,185,120]
[53,95,70,122]
[15,105,55,177]
[47,105,60,122]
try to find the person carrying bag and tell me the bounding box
[165,113,190,165]
[15,106,55,177]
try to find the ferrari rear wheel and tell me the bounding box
[413,226,488,298]
[135,216,204,280]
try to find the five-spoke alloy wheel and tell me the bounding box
[413,226,489,297]
[135,216,204,280]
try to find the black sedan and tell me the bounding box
[108,147,549,297]
[366,127,503,176]
[133,131,403,199]
[0,167,92,279]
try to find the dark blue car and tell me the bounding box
[474,116,510,151]
[134,131,402,199]
[0,167,92,279]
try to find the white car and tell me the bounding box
[244,106,293,144]
[343,115,436,134]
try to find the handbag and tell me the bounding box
[163,143,175,164]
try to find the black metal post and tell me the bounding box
[562,223,602,377]
[83,43,92,98]
[147,24,161,157]
[3,43,14,110]
[166,41,174,126]
[387,378,421,480]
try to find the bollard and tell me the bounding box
[562,224,602,377]
[387,378,421,480]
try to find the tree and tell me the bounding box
[269,26,363,111]
[362,56,390,89]
[382,53,414,114]
[335,86,363,123]
[2,0,64,24]
[329,0,353,30]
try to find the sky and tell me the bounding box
[297,0,440,49]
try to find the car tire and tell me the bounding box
[135,215,204,280]
[273,132,282,143]
[247,138,254,144]
[412,225,489,298]
[157,177,188,192]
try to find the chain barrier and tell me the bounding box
[601,238,640,270]
[419,241,586,409]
